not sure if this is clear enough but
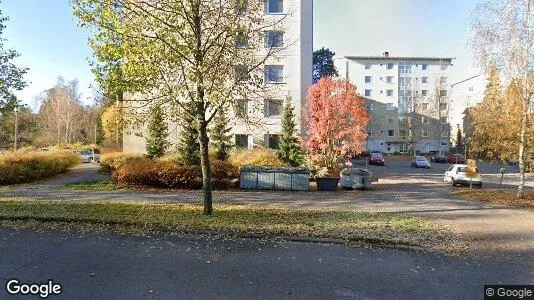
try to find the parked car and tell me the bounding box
[411,156,430,168]
[443,164,482,187]
[445,153,466,164]
[430,154,447,163]
[368,153,385,166]
[77,149,100,163]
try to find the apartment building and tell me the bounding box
[123,0,313,153]
[337,53,454,154]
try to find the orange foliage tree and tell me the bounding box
[302,78,370,175]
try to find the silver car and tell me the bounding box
[77,149,100,163]
[411,156,430,168]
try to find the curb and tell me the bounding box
[0,217,433,253]
[172,228,432,253]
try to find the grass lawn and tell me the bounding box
[0,198,452,248]
[62,180,117,191]
[455,189,534,208]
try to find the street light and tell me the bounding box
[14,105,19,151]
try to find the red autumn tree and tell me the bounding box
[302,77,370,175]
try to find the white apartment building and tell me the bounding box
[337,53,454,154]
[123,0,313,153]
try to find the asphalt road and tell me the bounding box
[0,227,533,300]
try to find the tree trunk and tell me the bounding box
[516,98,529,198]
[198,120,213,216]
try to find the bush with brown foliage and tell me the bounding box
[228,148,287,169]
[100,152,147,172]
[0,150,80,184]
[112,159,238,189]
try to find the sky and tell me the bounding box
[3,0,484,124]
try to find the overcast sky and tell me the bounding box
[4,0,483,124]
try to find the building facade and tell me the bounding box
[123,0,313,153]
[337,53,454,154]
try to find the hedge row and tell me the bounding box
[0,150,81,184]
[100,152,146,172]
[112,159,239,189]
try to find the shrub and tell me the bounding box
[112,159,238,189]
[228,148,287,169]
[100,152,147,172]
[0,150,81,184]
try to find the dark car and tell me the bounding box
[430,154,447,163]
[368,153,385,166]
[445,153,466,164]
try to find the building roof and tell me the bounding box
[345,55,455,62]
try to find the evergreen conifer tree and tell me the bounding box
[210,106,233,161]
[145,105,169,159]
[278,96,303,166]
[177,103,200,165]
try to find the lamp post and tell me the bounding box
[14,105,19,151]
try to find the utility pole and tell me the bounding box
[14,106,19,151]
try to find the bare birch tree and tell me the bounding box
[470,0,534,197]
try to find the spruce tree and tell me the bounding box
[177,103,200,165]
[278,96,303,166]
[210,106,233,161]
[145,105,169,159]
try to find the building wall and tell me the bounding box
[123,0,313,154]
[337,55,453,154]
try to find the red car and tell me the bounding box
[368,153,385,166]
[445,153,466,164]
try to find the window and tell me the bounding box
[422,77,428,83]
[387,63,394,69]
[365,100,374,110]
[236,100,248,118]
[439,103,448,110]
[440,77,447,84]
[365,64,371,70]
[386,90,393,96]
[440,90,448,97]
[235,135,249,148]
[365,76,372,83]
[387,118,395,123]
[421,103,429,110]
[365,89,372,97]
[265,31,283,48]
[265,99,282,117]
[399,90,412,97]
[236,65,249,81]
[265,0,283,13]
[422,63,428,70]
[421,90,428,97]
[386,103,394,110]
[236,0,248,13]
[388,130,395,137]
[265,65,284,83]
[421,130,429,137]
[398,62,412,74]
[441,64,447,71]
[386,76,393,83]
[266,134,280,149]
[399,130,407,140]
[399,77,411,87]
[421,116,429,124]
[235,33,248,48]
[440,116,447,124]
